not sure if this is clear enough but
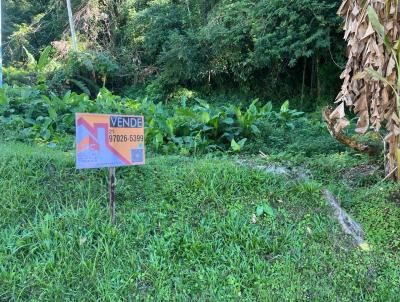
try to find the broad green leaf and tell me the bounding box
[40,128,51,140]
[23,46,37,69]
[261,102,273,113]
[231,138,241,152]
[63,91,72,103]
[280,100,289,112]
[195,98,210,109]
[48,107,57,120]
[180,96,187,108]
[256,205,264,217]
[223,117,234,125]
[256,204,275,218]
[155,133,164,145]
[238,138,247,148]
[263,204,275,218]
[201,111,210,123]
[251,124,260,135]
[37,46,52,71]
[166,118,175,136]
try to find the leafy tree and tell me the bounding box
[3,0,345,104]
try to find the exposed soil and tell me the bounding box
[343,163,382,184]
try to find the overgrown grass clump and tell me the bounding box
[1,142,399,301]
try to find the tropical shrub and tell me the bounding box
[0,85,130,144]
[48,51,120,97]
[0,85,303,153]
[274,101,304,129]
[4,46,53,86]
[139,97,274,154]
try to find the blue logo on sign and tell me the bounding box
[131,149,144,163]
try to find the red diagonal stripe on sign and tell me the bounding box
[77,117,131,165]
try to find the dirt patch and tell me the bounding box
[343,163,382,184]
[389,190,400,204]
[236,159,310,181]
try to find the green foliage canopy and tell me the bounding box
[3,0,344,101]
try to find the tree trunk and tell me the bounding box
[323,106,380,156]
[316,54,321,102]
[310,57,315,99]
[301,58,306,110]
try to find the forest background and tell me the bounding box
[3,0,344,108]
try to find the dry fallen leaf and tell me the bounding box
[79,237,87,246]
[359,242,372,252]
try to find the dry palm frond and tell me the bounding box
[332,0,400,179]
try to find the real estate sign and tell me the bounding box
[76,113,145,169]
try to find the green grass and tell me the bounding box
[1,142,400,301]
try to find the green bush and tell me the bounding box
[0,85,304,154]
[3,65,38,86]
[4,46,119,98]
[143,98,274,154]
[48,51,119,97]
[0,85,131,144]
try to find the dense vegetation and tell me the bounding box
[3,0,344,106]
[1,0,400,300]
[0,84,304,154]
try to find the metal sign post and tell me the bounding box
[66,0,78,51]
[109,167,116,224]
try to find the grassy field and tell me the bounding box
[1,140,400,301]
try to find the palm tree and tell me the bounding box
[327,0,400,180]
